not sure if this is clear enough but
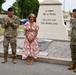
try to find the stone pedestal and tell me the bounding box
[37,0,68,41]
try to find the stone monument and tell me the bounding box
[37,0,68,40]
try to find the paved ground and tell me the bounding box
[47,41,71,59]
[0,57,75,75]
[0,36,75,75]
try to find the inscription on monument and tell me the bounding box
[41,9,58,25]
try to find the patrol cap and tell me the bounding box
[73,9,76,12]
[8,7,14,12]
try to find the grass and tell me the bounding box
[68,30,71,36]
[0,25,4,35]
[18,25,24,30]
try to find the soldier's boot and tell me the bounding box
[2,58,7,63]
[74,64,76,73]
[68,64,75,70]
[12,58,17,64]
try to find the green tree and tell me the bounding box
[15,0,39,18]
[12,2,21,17]
[0,0,6,12]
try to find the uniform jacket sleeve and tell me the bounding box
[1,17,7,28]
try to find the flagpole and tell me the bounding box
[63,0,65,11]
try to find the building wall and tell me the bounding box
[63,12,71,30]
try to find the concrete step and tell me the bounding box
[0,50,71,66]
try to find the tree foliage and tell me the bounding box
[12,2,20,17]
[0,0,6,12]
[12,0,39,18]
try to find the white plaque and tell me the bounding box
[37,0,68,41]
[39,52,49,56]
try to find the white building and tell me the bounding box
[63,11,71,30]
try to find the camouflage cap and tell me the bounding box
[73,9,76,12]
[8,7,14,12]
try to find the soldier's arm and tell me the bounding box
[1,17,8,28]
[12,17,20,28]
[70,18,73,24]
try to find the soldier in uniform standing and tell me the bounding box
[68,9,76,72]
[1,7,19,64]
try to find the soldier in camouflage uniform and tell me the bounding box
[1,7,19,64]
[68,9,76,72]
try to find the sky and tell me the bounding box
[2,0,76,11]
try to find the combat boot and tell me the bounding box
[74,64,76,73]
[12,58,17,64]
[2,58,7,63]
[68,64,75,70]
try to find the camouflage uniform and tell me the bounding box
[70,18,76,63]
[1,15,19,59]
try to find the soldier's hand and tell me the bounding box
[7,18,11,24]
